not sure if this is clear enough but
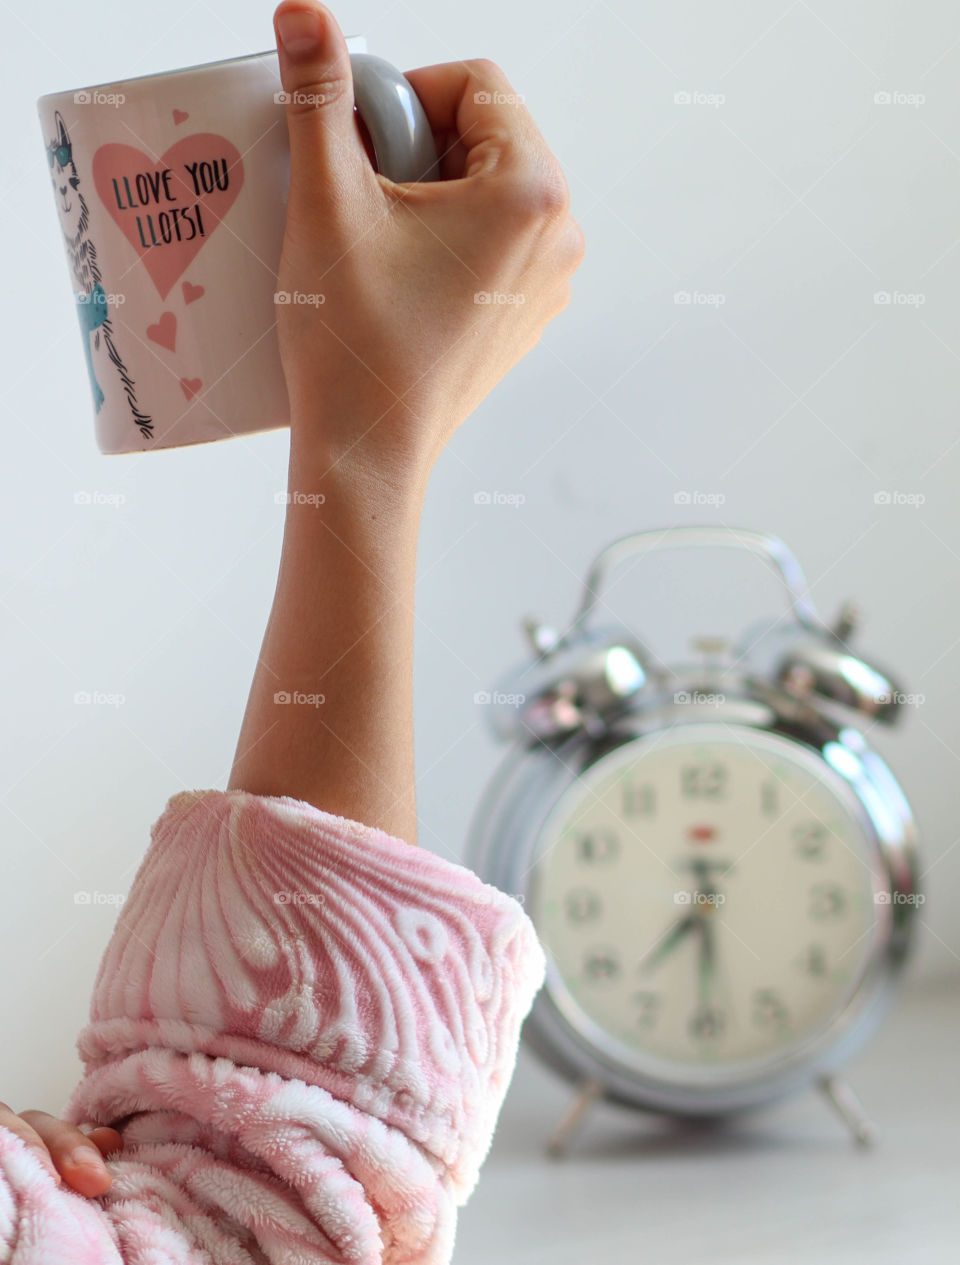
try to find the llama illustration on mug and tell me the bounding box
[45,111,153,440]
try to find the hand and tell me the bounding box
[272,0,585,487]
[0,1103,122,1196]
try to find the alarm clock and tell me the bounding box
[466,527,920,1152]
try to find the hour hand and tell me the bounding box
[638,914,697,975]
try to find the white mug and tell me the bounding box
[37,45,439,454]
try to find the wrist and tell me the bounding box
[287,399,440,507]
[280,442,426,592]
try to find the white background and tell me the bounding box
[2,0,958,1110]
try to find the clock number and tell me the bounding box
[753,988,789,1028]
[689,1005,725,1042]
[623,782,656,817]
[564,887,602,924]
[793,821,829,861]
[575,829,620,864]
[799,943,828,978]
[681,763,727,800]
[631,990,660,1030]
[583,947,620,982]
[809,883,846,921]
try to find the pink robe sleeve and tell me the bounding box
[0,788,547,1263]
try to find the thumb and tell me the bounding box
[273,1,373,218]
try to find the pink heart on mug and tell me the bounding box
[180,377,203,400]
[146,311,177,351]
[172,109,189,125]
[182,280,205,305]
[93,135,244,300]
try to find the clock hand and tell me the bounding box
[640,856,728,980]
[682,856,725,1024]
[697,912,716,1009]
[638,913,698,975]
[689,914,727,1043]
[683,855,733,885]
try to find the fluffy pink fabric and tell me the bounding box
[0,788,547,1263]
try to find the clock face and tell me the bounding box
[529,724,884,1082]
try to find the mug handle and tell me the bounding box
[349,53,440,183]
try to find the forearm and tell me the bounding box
[226,435,430,845]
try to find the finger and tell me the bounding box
[20,1111,114,1197]
[87,1126,124,1158]
[0,1103,61,1185]
[401,59,547,181]
[273,0,375,222]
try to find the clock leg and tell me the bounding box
[817,1074,877,1147]
[546,1078,604,1159]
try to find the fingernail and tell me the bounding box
[276,6,324,56]
[67,1147,105,1173]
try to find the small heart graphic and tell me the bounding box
[180,377,203,400]
[146,311,177,352]
[93,135,244,299]
[173,109,189,125]
[182,280,205,305]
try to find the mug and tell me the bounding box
[37,44,439,455]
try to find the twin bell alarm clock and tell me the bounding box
[466,527,921,1153]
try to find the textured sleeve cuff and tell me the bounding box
[72,788,546,1199]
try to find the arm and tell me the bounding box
[226,0,583,845]
[226,459,424,844]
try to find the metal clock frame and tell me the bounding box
[465,527,921,1147]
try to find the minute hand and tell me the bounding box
[697,912,716,1006]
